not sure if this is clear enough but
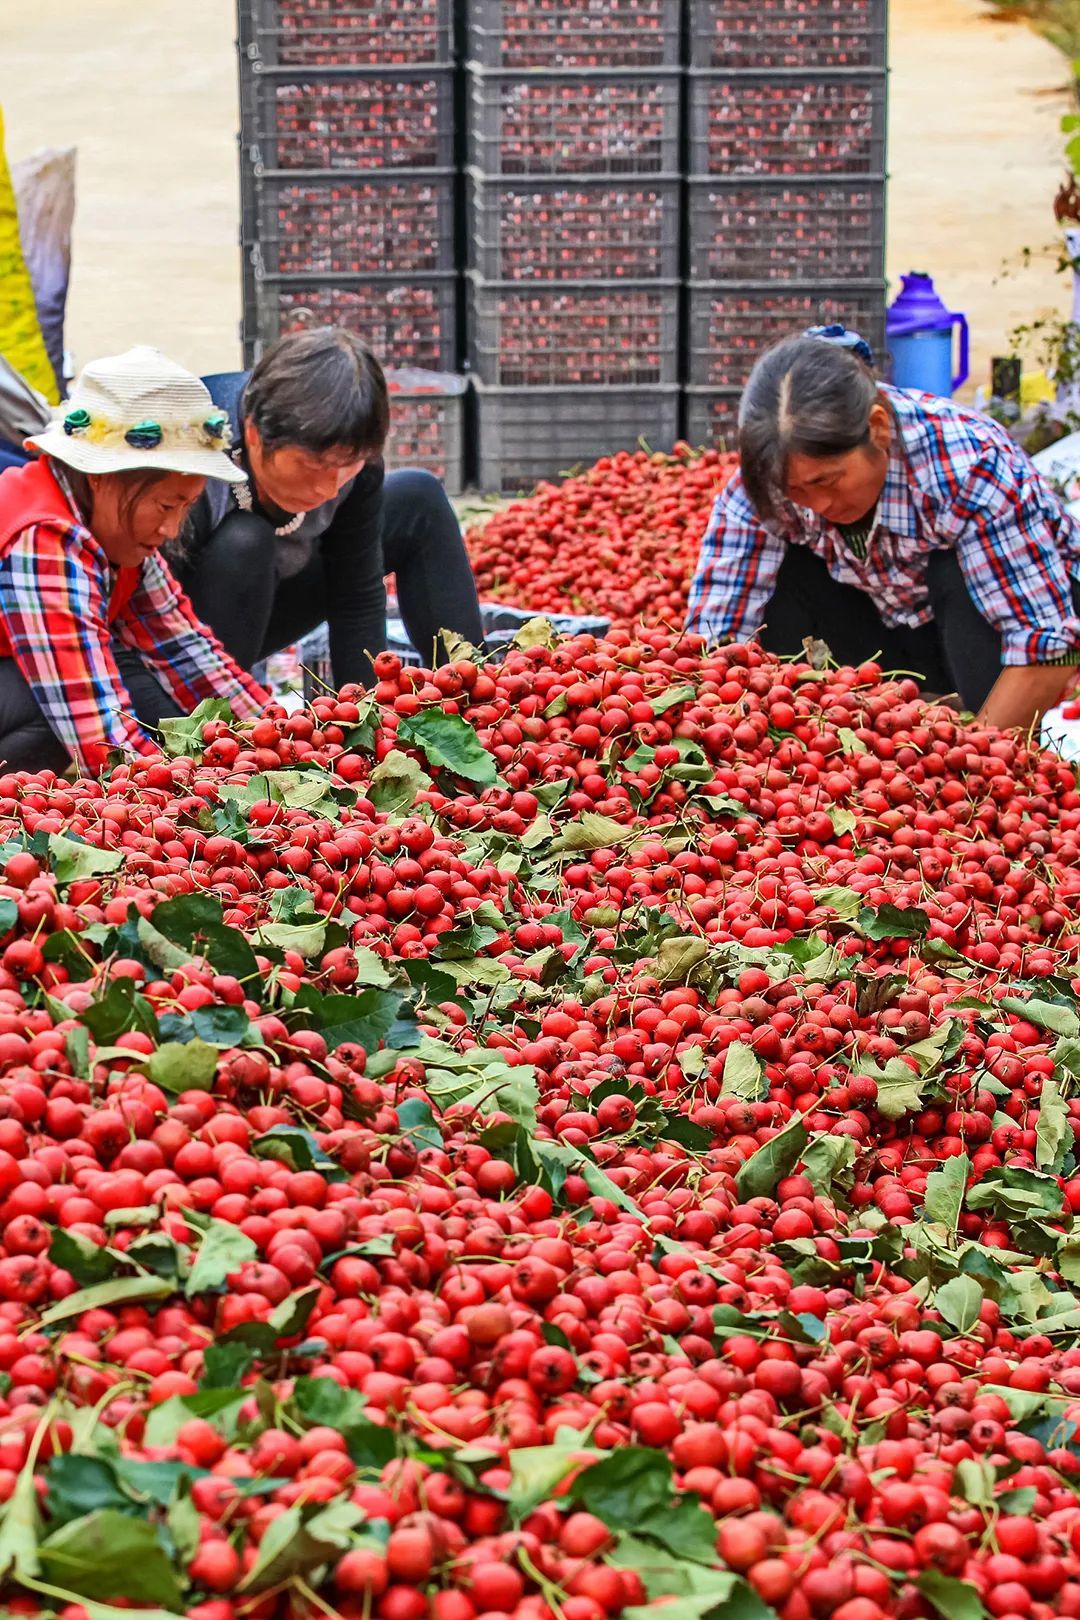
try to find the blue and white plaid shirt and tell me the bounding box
[686,386,1080,666]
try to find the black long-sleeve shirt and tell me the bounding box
[182,370,386,686]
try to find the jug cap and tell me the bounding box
[886,272,957,339]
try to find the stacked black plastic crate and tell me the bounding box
[464,0,684,493]
[236,1,466,489]
[684,0,888,450]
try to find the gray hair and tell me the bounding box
[738,335,880,522]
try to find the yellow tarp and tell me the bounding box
[1021,370,1056,409]
[0,108,58,405]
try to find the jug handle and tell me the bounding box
[952,315,969,392]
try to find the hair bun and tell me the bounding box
[804,324,875,368]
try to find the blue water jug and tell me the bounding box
[886,272,969,397]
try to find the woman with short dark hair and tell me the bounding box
[687,326,1080,732]
[173,328,482,686]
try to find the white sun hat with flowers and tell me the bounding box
[25,345,246,482]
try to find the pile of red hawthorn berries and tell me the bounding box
[0,630,1074,1620]
[464,446,737,627]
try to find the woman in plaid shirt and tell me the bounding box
[0,347,266,775]
[687,328,1080,732]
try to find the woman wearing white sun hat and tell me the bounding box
[0,345,268,774]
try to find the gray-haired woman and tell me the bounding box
[686,327,1080,732]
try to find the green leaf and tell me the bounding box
[79,980,160,1047]
[103,1205,161,1232]
[368,749,433,817]
[65,1024,91,1078]
[144,1038,218,1093]
[645,1497,721,1563]
[1058,1239,1080,1285]
[777,935,845,982]
[1001,996,1080,1038]
[935,1275,983,1336]
[719,1042,764,1101]
[677,1044,706,1081]
[662,1114,714,1152]
[49,1228,116,1288]
[134,915,196,975]
[549,812,638,856]
[836,726,868,755]
[953,1457,995,1508]
[653,935,709,984]
[397,711,498,788]
[1054,1034,1080,1078]
[863,1057,928,1120]
[47,832,125,885]
[1036,1079,1071,1173]
[649,684,696,716]
[293,985,408,1054]
[45,1456,139,1532]
[438,954,512,989]
[79,1602,184,1620]
[252,1126,339,1176]
[158,698,234,758]
[38,1274,174,1328]
[854,972,906,1016]
[918,1570,988,1620]
[735,1117,808,1199]
[40,926,94,980]
[258,919,328,958]
[38,1509,183,1607]
[977,1384,1050,1422]
[239,1500,363,1592]
[220,769,355,818]
[621,1573,771,1620]
[425,1061,538,1132]
[508,1438,601,1521]
[201,1341,255,1389]
[124,1232,184,1283]
[0,1444,41,1582]
[614,1535,748,1604]
[573,1449,673,1527]
[188,1005,250,1048]
[166,1491,201,1564]
[396,1097,443,1154]
[801,1134,856,1196]
[148,893,260,982]
[924,1153,970,1232]
[814,884,863,920]
[185,1220,257,1297]
[858,902,930,940]
[143,1389,247,1448]
[434,921,501,960]
[996,1485,1038,1514]
[337,698,378,753]
[966,1165,1065,1222]
[512,616,558,650]
[292,1377,368,1431]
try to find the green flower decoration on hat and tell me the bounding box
[203,411,229,442]
[63,408,91,437]
[124,420,164,451]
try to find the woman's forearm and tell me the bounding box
[975,664,1075,732]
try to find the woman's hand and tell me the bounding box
[975,664,1076,733]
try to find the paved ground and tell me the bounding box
[0,0,1074,400]
[887,0,1072,392]
[1,2,241,378]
